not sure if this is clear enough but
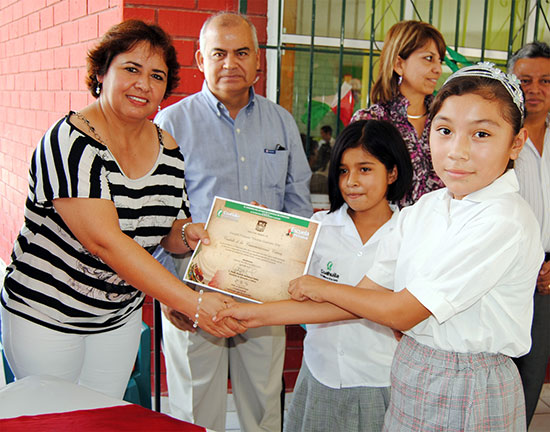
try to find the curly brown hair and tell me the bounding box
[86,20,180,99]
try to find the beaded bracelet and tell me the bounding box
[181,222,193,250]
[192,289,204,329]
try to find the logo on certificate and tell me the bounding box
[256,220,267,232]
[217,209,240,222]
[286,227,310,240]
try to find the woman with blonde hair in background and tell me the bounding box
[352,20,446,207]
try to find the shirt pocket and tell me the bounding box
[261,149,289,193]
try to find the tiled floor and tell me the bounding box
[161,383,550,432]
[530,383,550,431]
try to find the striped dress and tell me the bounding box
[1,113,190,334]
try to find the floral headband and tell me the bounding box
[442,61,525,124]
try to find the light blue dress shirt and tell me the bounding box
[155,82,312,223]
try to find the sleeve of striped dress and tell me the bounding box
[31,117,112,206]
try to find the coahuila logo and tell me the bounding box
[320,260,339,281]
[286,227,310,240]
[217,209,239,221]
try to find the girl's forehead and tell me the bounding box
[438,93,500,116]
[341,146,380,163]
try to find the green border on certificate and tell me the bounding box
[184,197,320,303]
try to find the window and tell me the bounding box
[263,0,549,139]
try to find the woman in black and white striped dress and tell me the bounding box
[0,20,242,398]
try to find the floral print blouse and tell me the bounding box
[351,94,444,207]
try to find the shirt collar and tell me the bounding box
[320,205,350,227]
[438,169,520,205]
[322,204,399,241]
[201,81,256,117]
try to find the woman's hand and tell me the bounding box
[163,292,247,337]
[288,275,333,302]
[197,292,248,337]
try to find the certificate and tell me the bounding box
[184,197,320,303]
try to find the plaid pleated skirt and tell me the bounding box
[284,360,391,432]
[383,335,526,432]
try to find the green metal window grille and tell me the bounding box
[242,0,550,152]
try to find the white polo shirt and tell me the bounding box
[304,205,398,389]
[367,170,544,357]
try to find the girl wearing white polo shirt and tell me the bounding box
[284,119,413,432]
[216,64,544,431]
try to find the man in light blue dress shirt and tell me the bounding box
[509,41,550,427]
[154,12,312,432]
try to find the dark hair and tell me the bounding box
[320,125,333,135]
[327,120,413,212]
[508,41,550,73]
[86,20,180,99]
[430,75,523,134]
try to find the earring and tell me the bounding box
[96,83,101,95]
[158,105,161,112]
[397,75,402,86]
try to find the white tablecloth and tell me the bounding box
[0,375,129,419]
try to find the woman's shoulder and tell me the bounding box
[351,96,408,123]
[351,103,389,122]
[40,112,93,153]
[63,111,107,151]
[156,124,179,150]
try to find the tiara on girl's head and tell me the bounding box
[442,61,525,123]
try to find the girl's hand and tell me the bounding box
[213,303,265,328]
[195,292,247,337]
[184,222,210,250]
[288,275,332,302]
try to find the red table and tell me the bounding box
[0,376,209,431]
[0,404,206,431]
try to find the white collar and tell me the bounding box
[438,169,519,205]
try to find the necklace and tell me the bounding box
[407,111,427,119]
[74,111,108,146]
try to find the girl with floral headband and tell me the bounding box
[216,63,544,430]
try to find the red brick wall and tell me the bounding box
[0,0,123,263]
[123,0,268,107]
[0,0,269,263]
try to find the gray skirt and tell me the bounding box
[285,359,391,432]
[383,335,526,432]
